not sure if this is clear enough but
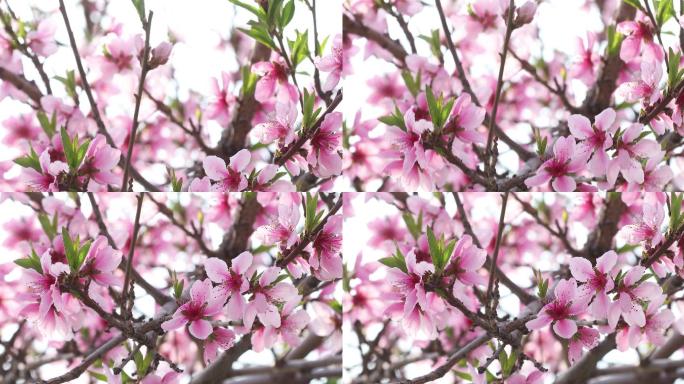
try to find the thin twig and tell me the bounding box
[484,0,516,182]
[485,192,509,313]
[121,11,154,191]
[58,0,159,191]
[120,193,145,318]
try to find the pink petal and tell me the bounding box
[203,156,228,181]
[205,258,230,283]
[567,114,593,139]
[161,314,188,331]
[189,319,213,340]
[569,257,593,282]
[552,175,576,192]
[553,318,577,338]
[231,251,253,275]
[229,149,251,172]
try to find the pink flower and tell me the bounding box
[22,250,71,326]
[568,326,600,363]
[367,216,406,247]
[2,113,40,146]
[206,72,236,125]
[24,150,67,192]
[526,278,589,338]
[203,327,236,364]
[80,134,121,188]
[385,250,445,338]
[607,123,659,186]
[623,202,664,246]
[569,251,617,319]
[252,101,297,146]
[315,35,342,91]
[307,112,343,178]
[567,108,616,176]
[446,94,486,144]
[204,252,252,321]
[616,295,673,351]
[244,267,299,329]
[161,279,226,340]
[255,202,300,248]
[141,372,179,384]
[569,33,599,85]
[26,19,58,56]
[310,215,343,281]
[386,109,434,189]
[149,41,173,68]
[609,266,661,328]
[252,57,298,104]
[617,15,664,62]
[202,149,251,191]
[251,301,309,352]
[446,234,486,294]
[525,136,587,191]
[306,112,342,178]
[3,219,41,249]
[618,59,663,108]
[102,34,144,74]
[634,151,673,191]
[80,236,122,303]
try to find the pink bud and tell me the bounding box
[149,41,172,69]
[515,1,537,27]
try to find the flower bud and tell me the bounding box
[514,1,537,28]
[149,41,172,69]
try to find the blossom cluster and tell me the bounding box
[0,0,342,192]
[346,192,684,382]
[343,0,684,191]
[1,192,342,382]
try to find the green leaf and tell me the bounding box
[61,127,74,168]
[88,371,109,382]
[288,30,309,69]
[401,70,421,98]
[130,0,146,23]
[302,89,318,130]
[379,247,407,273]
[342,263,351,292]
[418,30,443,61]
[304,192,319,234]
[78,239,92,267]
[623,0,644,11]
[37,111,57,137]
[14,145,42,172]
[238,26,277,50]
[655,0,675,27]
[606,24,624,58]
[426,86,441,128]
[378,104,406,131]
[267,0,285,29]
[427,227,448,272]
[38,212,59,241]
[502,349,517,377]
[280,0,295,28]
[62,227,83,272]
[379,256,404,271]
[452,370,472,381]
[14,252,42,274]
[402,212,422,240]
[669,192,684,231]
[425,86,451,131]
[228,0,267,21]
